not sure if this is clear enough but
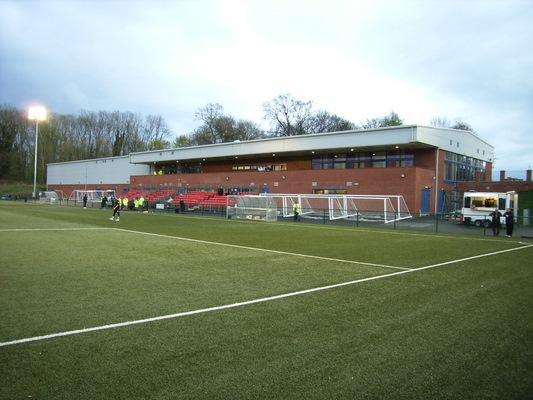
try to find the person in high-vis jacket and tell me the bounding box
[293,202,301,222]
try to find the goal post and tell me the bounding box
[38,191,60,205]
[226,195,278,222]
[264,194,411,223]
[280,195,316,218]
[328,196,359,220]
[328,195,411,223]
[69,189,115,203]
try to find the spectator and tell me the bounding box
[503,208,515,237]
[489,208,502,236]
[293,201,301,222]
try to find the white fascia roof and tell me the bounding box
[47,155,131,166]
[129,125,495,164]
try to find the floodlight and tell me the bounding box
[28,106,47,198]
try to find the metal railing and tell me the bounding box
[9,197,533,238]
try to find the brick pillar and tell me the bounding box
[500,170,506,181]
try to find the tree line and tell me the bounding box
[0,93,472,184]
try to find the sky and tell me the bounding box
[1,0,532,174]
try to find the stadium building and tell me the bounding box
[47,125,495,214]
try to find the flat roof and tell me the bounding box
[128,124,494,164]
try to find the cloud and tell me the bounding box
[1,0,532,171]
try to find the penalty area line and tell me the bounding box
[0,227,110,232]
[110,227,407,271]
[1,242,531,348]
[0,269,412,348]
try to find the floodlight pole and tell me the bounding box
[29,106,47,199]
[32,118,39,199]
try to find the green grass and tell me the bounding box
[0,181,38,196]
[1,202,532,399]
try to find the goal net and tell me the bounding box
[38,191,60,205]
[69,189,115,203]
[265,194,411,223]
[226,195,278,222]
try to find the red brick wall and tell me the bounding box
[52,149,519,214]
[127,166,437,213]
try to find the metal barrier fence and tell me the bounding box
[13,197,533,238]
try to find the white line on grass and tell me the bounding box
[295,224,531,244]
[111,227,407,270]
[0,226,405,270]
[0,228,109,232]
[169,212,532,244]
[1,243,531,348]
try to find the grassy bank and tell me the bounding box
[0,181,43,197]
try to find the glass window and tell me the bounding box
[372,152,386,168]
[359,154,371,168]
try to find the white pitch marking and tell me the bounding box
[0,227,403,270]
[0,228,109,232]
[110,227,407,270]
[1,243,531,347]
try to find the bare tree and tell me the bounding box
[429,116,451,128]
[173,134,193,148]
[262,94,314,136]
[0,104,176,182]
[109,111,144,156]
[75,110,112,158]
[362,111,403,129]
[309,110,357,133]
[192,103,265,144]
[0,105,32,180]
[430,116,474,132]
[450,119,474,132]
[142,115,172,151]
[195,103,225,144]
[147,139,172,150]
[234,120,264,141]
[190,126,214,146]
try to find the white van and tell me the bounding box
[460,191,518,227]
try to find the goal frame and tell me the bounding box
[69,189,115,203]
[263,193,411,223]
[226,195,278,222]
[38,191,60,205]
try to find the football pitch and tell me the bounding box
[1,202,532,399]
